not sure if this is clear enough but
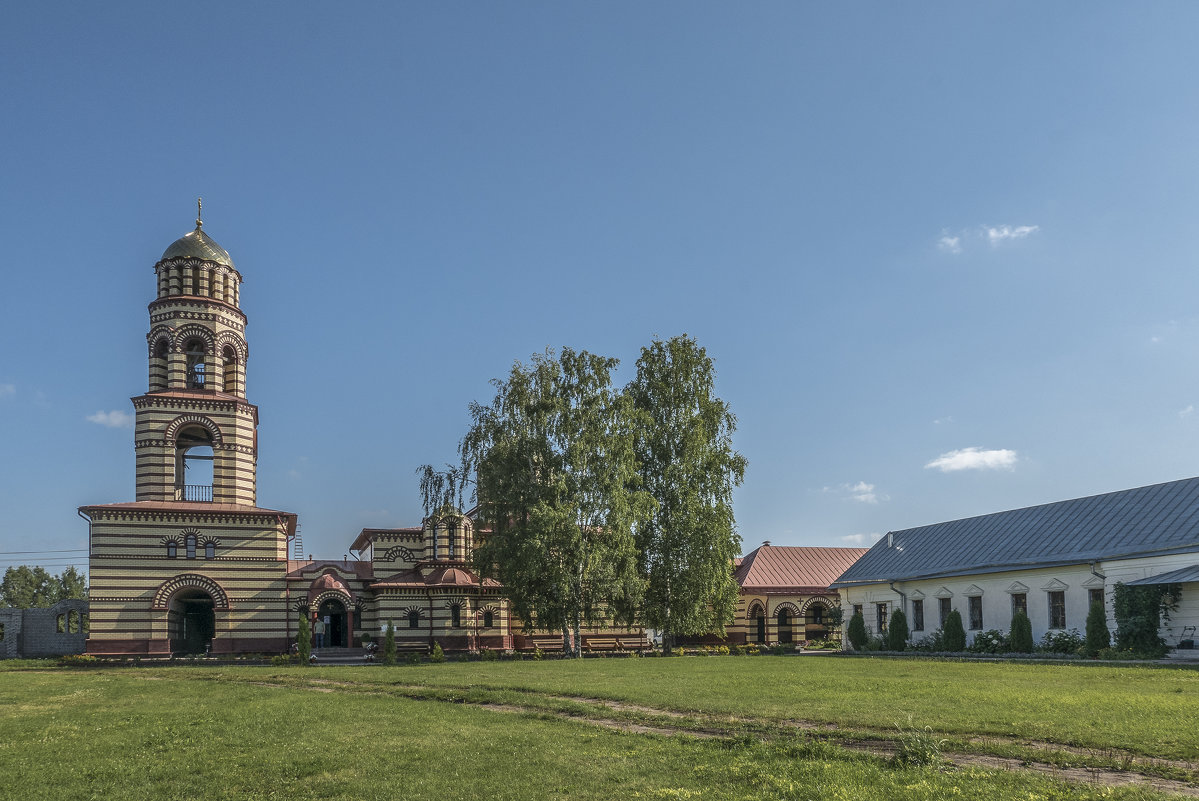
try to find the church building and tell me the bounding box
[79,211,634,656]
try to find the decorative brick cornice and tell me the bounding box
[132,395,257,416]
[152,573,231,610]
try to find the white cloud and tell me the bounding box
[87,410,134,429]
[823,481,888,504]
[0,384,13,399]
[839,533,883,546]
[933,415,954,425]
[937,234,962,255]
[845,481,883,504]
[925,446,1018,472]
[1181,405,1195,420]
[985,224,1039,245]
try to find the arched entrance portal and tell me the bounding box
[318,598,348,648]
[805,602,829,641]
[169,589,215,654]
[777,608,793,643]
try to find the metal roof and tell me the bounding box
[736,545,868,591]
[832,476,1199,587]
[1126,564,1199,585]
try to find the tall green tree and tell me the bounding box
[57,567,88,602]
[625,335,746,654]
[0,566,85,608]
[463,348,652,657]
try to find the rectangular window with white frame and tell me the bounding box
[1011,593,1027,617]
[938,597,951,627]
[1048,590,1066,629]
[876,602,888,633]
[911,599,924,632]
[968,596,983,630]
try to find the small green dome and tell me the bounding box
[160,226,234,268]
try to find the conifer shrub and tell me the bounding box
[847,609,868,651]
[296,615,311,664]
[430,642,446,663]
[383,621,397,666]
[886,609,909,651]
[941,610,966,652]
[1084,600,1110,657]
[1009,610,1034,653]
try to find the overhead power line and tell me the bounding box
[0,549,88,555]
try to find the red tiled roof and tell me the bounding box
[286,560,374,580]
[351,526,423,552]
[370,566,502,590]
[424,566,478,586]
[735,545,868,592]
[369,569,426,589]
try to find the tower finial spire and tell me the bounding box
[196,197,203,229]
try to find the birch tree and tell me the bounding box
[462,348,651,657]
[626,335,746,654]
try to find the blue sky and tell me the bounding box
[5,3,1199,573]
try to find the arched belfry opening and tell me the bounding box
[176,425,214,502]
[185,338,208,390]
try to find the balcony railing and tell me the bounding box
[179,484,213,502]
[186,369,208,390]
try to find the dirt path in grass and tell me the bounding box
[189,674,1199,797]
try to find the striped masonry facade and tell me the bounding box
[85,507,293,655]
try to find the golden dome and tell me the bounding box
[160,226,234,268]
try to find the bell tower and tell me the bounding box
[82,203,296,658]
[134,200,257,505]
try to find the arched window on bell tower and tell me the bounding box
[185,338,207,390]
[150,338,169,392]
[222,345,239,396]
[175,425,214,502]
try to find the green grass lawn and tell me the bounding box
[305,655,1198,760]
[0,656,1192,800]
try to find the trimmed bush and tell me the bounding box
[430,642,446,663]
[887,609,909,651]
[941,610,966,652]
[967,629,1008,654]
[1038,628,1084,654]
[1009,610,1034,653]
[847,609,868,651]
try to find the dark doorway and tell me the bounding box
[777,608,793,643]
[169,589,215,654]
[318,598,347,648]
[755,613,766,643]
